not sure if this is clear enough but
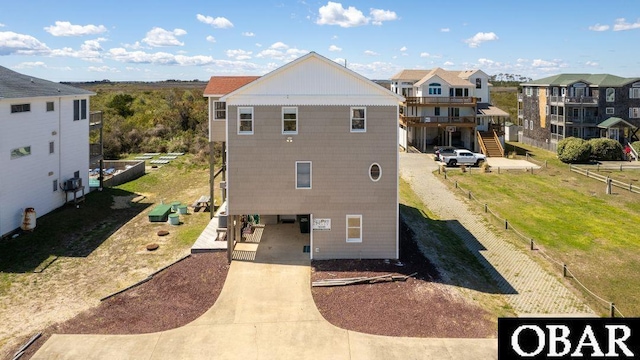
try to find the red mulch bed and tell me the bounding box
[311,220,496,338]
[16,252,228,359]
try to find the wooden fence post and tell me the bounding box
[530,239,534,250]
[484,204,488,213]
[505,219,508,230]
[563,264,567,277]
[610,303,615,318]
[468,191,472,199]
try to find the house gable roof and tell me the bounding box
[597,117,637,129]
[414,68,473,87]
[390,69,431,82]
[0,65,93,99]
[222,52,404,106]
[203,76,260,97]
[522,73,640,87]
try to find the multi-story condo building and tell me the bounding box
[519,73,640,151]
[205,52,404,260]
[391,68,508,157]
[0,65,100,237]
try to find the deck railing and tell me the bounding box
[400,115,476,125]
[404,96,477,106]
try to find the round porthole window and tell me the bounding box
[369,163,381,182]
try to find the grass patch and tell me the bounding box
[441,142,640,316]
[399,178,515,319]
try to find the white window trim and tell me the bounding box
[606,107,615,115]
[350,107,366,133]
[630,107,640,119]
[237,107,254,135]
[369,163,381,182]
[282,106,298,135]
[346,214,362,243]
[295,161,312,189]
[213,101,226,121]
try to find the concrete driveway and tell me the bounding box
[33,223,497,359]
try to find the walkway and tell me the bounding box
[33,223,497,359]
[400,152,594,316]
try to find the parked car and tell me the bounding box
[434,146,457,161]
[441,149,486,167]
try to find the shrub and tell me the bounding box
[557,137,591,163]
[588,138,624,161]
[632,141,640,154]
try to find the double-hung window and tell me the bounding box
[630,108,640,119]
[73,99,87,120]
[214,101,226,120]
[296,161,311,189]
[282,107,298,134]
[350,107,366,132]
[46,101,55,112]
[630,87,640,99]
[238,107,254,134]
[346,215,362,243]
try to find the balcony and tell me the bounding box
[517,94,523,101]
[565,116,599,125]
[90,111,102,129]
[400,115,476,127]
[550,114,565,123]
[404,96,477,106]
[518,109,523,118]
[549,96,598,106]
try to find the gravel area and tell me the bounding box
[311,220,496,338]
[15,252,229,360]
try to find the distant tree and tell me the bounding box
[107,93,134,118]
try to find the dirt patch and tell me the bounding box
[14,252,228,360]
[311,220,497,338]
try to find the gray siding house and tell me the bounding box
[518,73,640,151]
[215,52,404,260]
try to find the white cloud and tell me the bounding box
[0,31,50,55]
[316,1,368,27]
[370,8,398,26]
[531,59,557,67]
[517,58,528,63]
[123,41,145,50]
[242,32,255,37]
[0,23,5,27]
[12,61,47,69]
[333,57,346,66]
[256,42,307,62]
[206,36,216,43]
[255,43,262,47]
[440,28,450,32]
[443,61,454,66]
[478,58,495,66]
[329,44,342,52]
[420,52,430,58]
[588,23,610,31]
[270,41,289,50]
[585,61,599,67]
[464,32,498,48]
[88,65,119,73]
[399,46,407,52]
[345,61,402,79]
[108,47,216,66]
[332,35,339,39]
[226,49,253,60]
[364,50,378,56]
[613,18,640,31]
[142,27,187,47]
[196,14,234,29]
[44,21,107,36]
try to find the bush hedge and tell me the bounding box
[589,138,624,161]
[557,137,592,163]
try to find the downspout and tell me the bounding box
[58,97,62,201]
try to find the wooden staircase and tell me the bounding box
[478,131,504,157]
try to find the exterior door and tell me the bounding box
[609,128,620,142]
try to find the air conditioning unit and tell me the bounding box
[64,177,82,191]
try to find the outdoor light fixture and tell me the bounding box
[286,137,293,143]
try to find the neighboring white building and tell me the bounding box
[0,65,95,237]
[391,68,508,155]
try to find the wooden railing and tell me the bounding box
[400,115,476,126]
[477,131,487,155]
[404,96,477,106]
[493,130,505,157]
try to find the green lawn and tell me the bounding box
[441,142,640,316]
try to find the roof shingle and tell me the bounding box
[0,65,94,99]
[203,76,261,96]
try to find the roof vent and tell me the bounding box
[30,78,34,83]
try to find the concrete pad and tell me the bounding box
[149,324,257,360]
[32,333,160,360]
[349,333,497,360]
[486,157,540,170]
[256,321,350,360]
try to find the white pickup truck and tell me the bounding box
[441,149,486,167]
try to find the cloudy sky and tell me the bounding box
[1,0,639,82]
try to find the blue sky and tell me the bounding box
[1,0,639,82]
